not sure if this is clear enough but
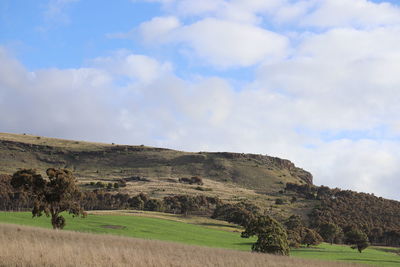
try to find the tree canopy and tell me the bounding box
[241,215,290,255]
[344,229,369,253]
[11,168,86,229]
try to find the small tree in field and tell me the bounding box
[319,222,341,245]
[344,229,369,253]
[301,228,323,247]
[11,168,85,229]
[241,215,290,255]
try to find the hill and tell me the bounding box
[0,132,314,219]
[2,132,400,248]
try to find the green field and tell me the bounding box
[1,212,399,266]
[292,243,400,267]
[0,212,255,251]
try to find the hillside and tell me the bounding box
[2,132,400,248]
[0,132,314,218]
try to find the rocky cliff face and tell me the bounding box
[207,152,312,185]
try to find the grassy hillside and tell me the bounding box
[1,212,399,266]
[0,223,364,267]
[0,132,315,219]
[0,132,312,188]
[0,211,253,251]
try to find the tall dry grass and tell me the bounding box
[0,223,364,267]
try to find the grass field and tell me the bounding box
[0,224,363,267]
[292,243,400,267]
[1,211,399,266]
[0,211,255,251]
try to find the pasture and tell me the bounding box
[1,211,399,266]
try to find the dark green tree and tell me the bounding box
[284,215,303,231]
[11,168,85,229]
[284,215,304,248]
[241,215,290,255]
[344,229,369,253]
[319,222,341,244]
[301,228,323,247]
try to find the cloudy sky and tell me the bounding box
[1,0,400,200]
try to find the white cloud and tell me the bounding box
[297,139,400,200]
[177,18,289,68]
[257,26,400,131]
[0,51,116,141]
[138,16,180,43]
[90,50,172,84]
[301,0,400,28]
[114,15,289,68]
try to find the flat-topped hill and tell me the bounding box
[0,132,312,191]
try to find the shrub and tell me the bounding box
[144,199,164,212]
[241,215,290,256]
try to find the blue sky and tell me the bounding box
[1,0,400,200]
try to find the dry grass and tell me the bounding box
[0,223,365,267]
[104,177,314,220]
[0,132,113,151]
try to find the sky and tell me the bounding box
[1,0,400,200]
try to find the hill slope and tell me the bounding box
[0,132,312,187]
[0,132,313,211]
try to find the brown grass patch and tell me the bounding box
[0,223,365,267]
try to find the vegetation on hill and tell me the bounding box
[0,132,317,222]
[286,183,400,247]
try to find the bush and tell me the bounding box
[241,215,290,256]
[96,181,105,188]
[212,202,260,226]
[144,199,164,212]
[178,177,203,185]
[194,186,212,191]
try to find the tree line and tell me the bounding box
[286,182,400,247]
[0,172,220,216]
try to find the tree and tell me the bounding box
[301,228,323,247]
[11,168,86,229]
[319,222,341,244]
[211,202,260,227]
[284,215,303,231]
[344,229,369,253]
[241,215,290,255]
[284,215,303,248]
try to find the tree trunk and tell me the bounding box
[51,214,58,229]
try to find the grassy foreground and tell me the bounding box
[0,223,363,267]
[1,212,399,266]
